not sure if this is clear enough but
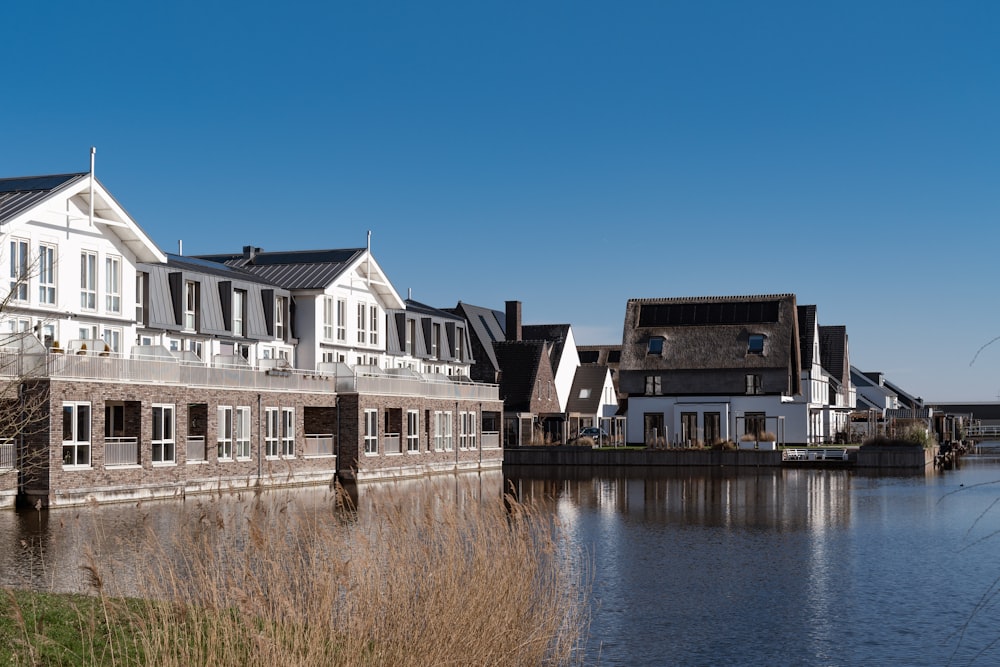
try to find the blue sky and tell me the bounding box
[2,1,998,401]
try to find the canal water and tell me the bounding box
[4,450,1000,666]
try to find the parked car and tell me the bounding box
[579,426,609,440]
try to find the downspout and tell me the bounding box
[455,400,460,470]
[478,402,482,468]
[257,394,262,482]
[335,396,340,479]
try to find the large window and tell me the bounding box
[265,407,280,458]
[62,402,91,467]
[433,411,453,451]
[644,375,662,396]
[9,239,28,302]
[357,303,367,344]
[236,406,251,459]
[38,243,56,305]
[681,412,698,445]
[456,327,465,361]
[135,272,147,324]
[102,328,121,354]
[233,289,246,337]
[322,297,334,341]
[364,409,378,454]
[406,320,416,355]
[460,411,477,450]
[80,251,97,310]
[281,407,295,457]
[275,296,286,341]
[217,406,233,460]
[407,410,419,452]
[745,412,767,439]
[431,323,441,359]
[369,305,379,345]
[105,255,121,313]
[152,404,175,463]
[745,374,762,395]
[184,281,198,330]
[705,412,721,445]
[336,299,346,341]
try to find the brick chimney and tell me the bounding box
[505,300,522,342]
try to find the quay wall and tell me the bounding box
[855,446,934,469]
[503,446,782,467]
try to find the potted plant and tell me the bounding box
[758,431,777,450]
[739,433,757,450]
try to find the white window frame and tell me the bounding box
[236,406,251,459]
[217,406,233,460]
[369,304,379,345]
[281,407,295,457]
[364,409,378,454]
[105,255,121,313]
[407,410,419,452]
[357,302,367,344]
[135,272,147,324]
[80,250,97,311]
[9,238,29,302]
[275,296,286,341]
[323,296,334,341]
[233,289,246,337]
[265,407,280,458]
[62,402,91,467]
[431,323,441,359]
[460,411,477,450]
[152,404,176,464]
[336,299,346,341]
[184,280,198,330]
[38,243,56,306]
[102,327,121,354]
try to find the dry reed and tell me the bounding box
[107,481,589,666]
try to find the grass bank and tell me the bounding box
[2,484,589,666]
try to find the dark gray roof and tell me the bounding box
[0,173,88,224]
[450,302,506,372]
[522,324,571,373]
[566,365,610,414]
[494,340,560,414]
[196,248,366,290]
[797,305,817,370]
[164,254,282,286]
[818,325,849,386]
[405,299,463,322]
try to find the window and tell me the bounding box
[80,251,97,310]
[745,412,766,439]
[407,410,419,452]
[281,407,294,457]
[323,297,334,341]
[681,412,698,445]
[336,299,346,341]
[748,334,765,355]
[8,239,28,302]
[152,404,175,463]
[364,409,378,454]
[406,320,416,355]
[432,411,453,451]
[236,407,251,459]
[460,411,477,450]
[357,303,367,344]
[275,296,286,341]
[644,375,662,396]
[745,374,762,395]
[135,272,147,324]
[217,406,233,460]
[62,402,91,466]
[456,327,466,361]
[579,388,591,399]
[38,244,56,305]
[105,256,121,313]
[369,305,379,345]
[265,407,279,457]
[102,328,121,354]
[705,412,721,445]
[233,289,246,337]
[105,403,125,438]
[648,336,665,355]
[184,281,198,330]
[431,323,441,359]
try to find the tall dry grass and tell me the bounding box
[84,481,591,666]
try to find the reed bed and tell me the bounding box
[3,480,589,666]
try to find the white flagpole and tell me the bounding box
[89,147,96,226]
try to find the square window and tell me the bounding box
[648,337,664,355]
[748,334,765,355]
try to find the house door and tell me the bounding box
[644,413,665,447]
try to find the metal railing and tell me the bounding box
[0,350,500,401]
[105,437,140,466]
[383,433,401,455]
[0,439,14,470]
[303,434,335,457]
[482,431,501,449]
[186,436,207,462]
[783,448,849,462]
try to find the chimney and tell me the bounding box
[505,300,522,342]
[243,246,262,262]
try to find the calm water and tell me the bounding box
[4,452,1000,666]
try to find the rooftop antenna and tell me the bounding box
[89,147,96,227]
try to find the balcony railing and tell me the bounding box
[383,433,401,455]
[187,436,207,462]
[105,437,140,466]
[0,350,499,401]
[303,434,335,457]
[0,439,14,470]
[482,431,501,449]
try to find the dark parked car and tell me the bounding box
[579,426,609,440]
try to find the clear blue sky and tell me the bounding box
[2,1,998,402]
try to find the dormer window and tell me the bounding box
[648,336,665,355]
[748,334,765,355]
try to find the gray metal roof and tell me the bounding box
[196,248,366,290]
[0,173,88,224]
[566,365,610,414]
